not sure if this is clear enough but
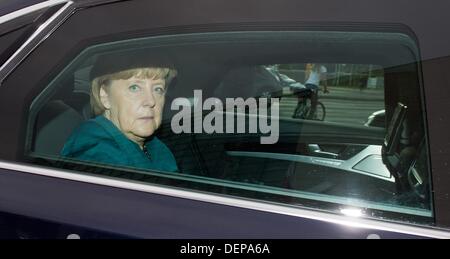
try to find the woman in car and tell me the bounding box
[61,51,178,172]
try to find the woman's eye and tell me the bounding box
[128,84,141,92]
[154,85,166,94]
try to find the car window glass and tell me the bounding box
[26,31,433,225]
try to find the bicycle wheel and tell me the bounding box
[293,103,302,118]
[313,101,326,121]
[293,100,308,119]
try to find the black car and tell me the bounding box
[1,0,450,240]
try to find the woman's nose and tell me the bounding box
[142,87,156,108]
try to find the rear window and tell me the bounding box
[25,30,433,225]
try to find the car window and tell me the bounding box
[25,30,433,225]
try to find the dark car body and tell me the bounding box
[1,0,450,240]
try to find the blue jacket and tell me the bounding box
[61,115,178,173]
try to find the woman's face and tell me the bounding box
[100,76,166,145]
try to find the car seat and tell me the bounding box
[33,100,84,157]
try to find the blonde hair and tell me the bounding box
[90,67,177,116]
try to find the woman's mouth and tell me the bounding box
[139,116,154,120]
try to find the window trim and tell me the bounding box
[0,0,68,25]
[0,0,73,85]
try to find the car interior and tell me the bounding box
[27,31,432,214]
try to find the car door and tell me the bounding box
[1,0,450,239]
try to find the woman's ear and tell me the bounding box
[99,85,111,109]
